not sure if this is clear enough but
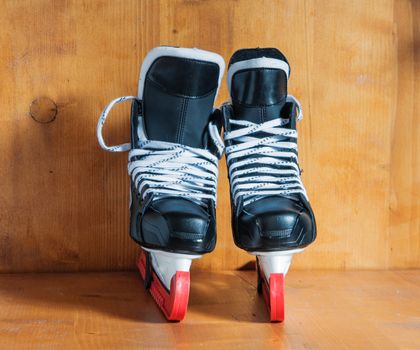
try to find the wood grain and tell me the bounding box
[389,0,420,268]
[0,0,418,272]
[0,270,419,349]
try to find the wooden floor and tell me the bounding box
[0,270,419,350]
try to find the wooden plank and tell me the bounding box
[0,0,161,272]
[389,0,420,268]
[298,0,396,269]
[0,0,418,272]
[0,270,419,349]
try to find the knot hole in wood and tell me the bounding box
[29,97,57,123]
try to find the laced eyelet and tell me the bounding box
[224,96,307,207]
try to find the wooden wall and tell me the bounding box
[0,0,418,272]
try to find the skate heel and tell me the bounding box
[251,249,303,322]
[137,248,201,321]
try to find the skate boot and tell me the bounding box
[97,46,225,321]
[222,48,316,322]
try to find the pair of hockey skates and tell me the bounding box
[97,46,316,322]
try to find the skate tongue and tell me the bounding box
[229,47,290,124]
[231,67,288,123]
[142,55,220,149]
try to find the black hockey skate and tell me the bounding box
[222,48,316,322]
[97,46,225,321]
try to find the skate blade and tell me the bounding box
[253,249,303,322]
[137,248,198,321]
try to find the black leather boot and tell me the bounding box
[97,46,225,321]
[223,48,316,322]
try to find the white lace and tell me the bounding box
[97,96,224,204]
[224,95,307,207]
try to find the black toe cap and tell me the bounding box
[140,197,216,254]
[234,196,315,251]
